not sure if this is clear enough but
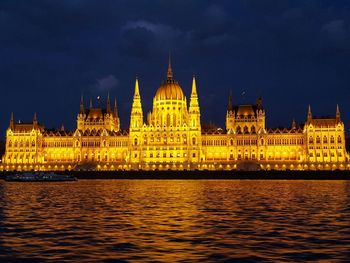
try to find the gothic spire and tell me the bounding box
[10,112,14,129]
[107,92,111,113]
[90,98,93,109]
[33,112,38,127]
[191,75,197,97]
[336,104,341,122]
[130,77,143,129]
[256,96,263,110]
[307,104,312,121]
[80,95,85,114]
[134,77,140,97]
[167,53,173,81]
[227,90,233,112]
[114,97,118,117]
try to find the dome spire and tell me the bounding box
[167,52,173,81]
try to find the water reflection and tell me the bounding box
[0,180,350,261]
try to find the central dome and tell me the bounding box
[154,58,185,101]
[155,82,185,101]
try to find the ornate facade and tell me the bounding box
[1,61,349,171]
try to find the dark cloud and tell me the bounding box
[1,0,350,135]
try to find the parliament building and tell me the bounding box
[1,60,349,171]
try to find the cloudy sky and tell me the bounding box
[1,0,350,135]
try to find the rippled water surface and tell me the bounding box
[1,179,350,262]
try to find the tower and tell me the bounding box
[80,95,85,114]
[114,97,118,118]
[256,96,265,130]
[189,75,201,128]
[33,112,38,128]
[130,77,143,130]
[107,93,111,113]
[226,91,234,132]
[336,104,341,122]
[9,112,14,130]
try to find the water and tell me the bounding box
[0,179,350,262]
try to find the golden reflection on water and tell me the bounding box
[0,179,350,262]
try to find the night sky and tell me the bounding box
[1,0,350,136]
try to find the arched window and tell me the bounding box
[309,136,313,144]
[192,137,196,145]
[330,136,335,143]
[323,136,327,144]
[8,140,12,147]
[167,114,170,126]
[134,138,138,146]
[251,126,256,133]
[243,126,248,134]
[338,135,342,143]
[316,136,320,144]
[236,126,241,134]
[230,139,234,146]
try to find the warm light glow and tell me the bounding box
[1,63,349,171]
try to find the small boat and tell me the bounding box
[5,172,77,182]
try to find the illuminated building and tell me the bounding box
[1,60,349,171]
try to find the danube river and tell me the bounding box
[0,179,349,262]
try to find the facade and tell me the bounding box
[1,61,349,171]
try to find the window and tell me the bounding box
[323,136,327,144]
[330,136,335,143]
[338,136,342,143]
[316,136,320,144]
[134,138,138,146]
[192,137,196,145]
[309,137,313,144]
[243,126,248,134]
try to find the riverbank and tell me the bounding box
[1,170,350,180]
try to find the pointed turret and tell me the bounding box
[60,123,65,131]
[80,95,85,114]
[107,93,111,113]
[33,112,38,127]
[114,97,118,117]
[256,96,263,110]
[191,75,197,97]
[130,77,143,129]
[307,105,312,121]
[134,77,140,97]
[292,119,297,129]
[10,112,14,130]
[227,91,233,112]
[336,104,341,122]
[226,91,235,131]
[189,75,201,128]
